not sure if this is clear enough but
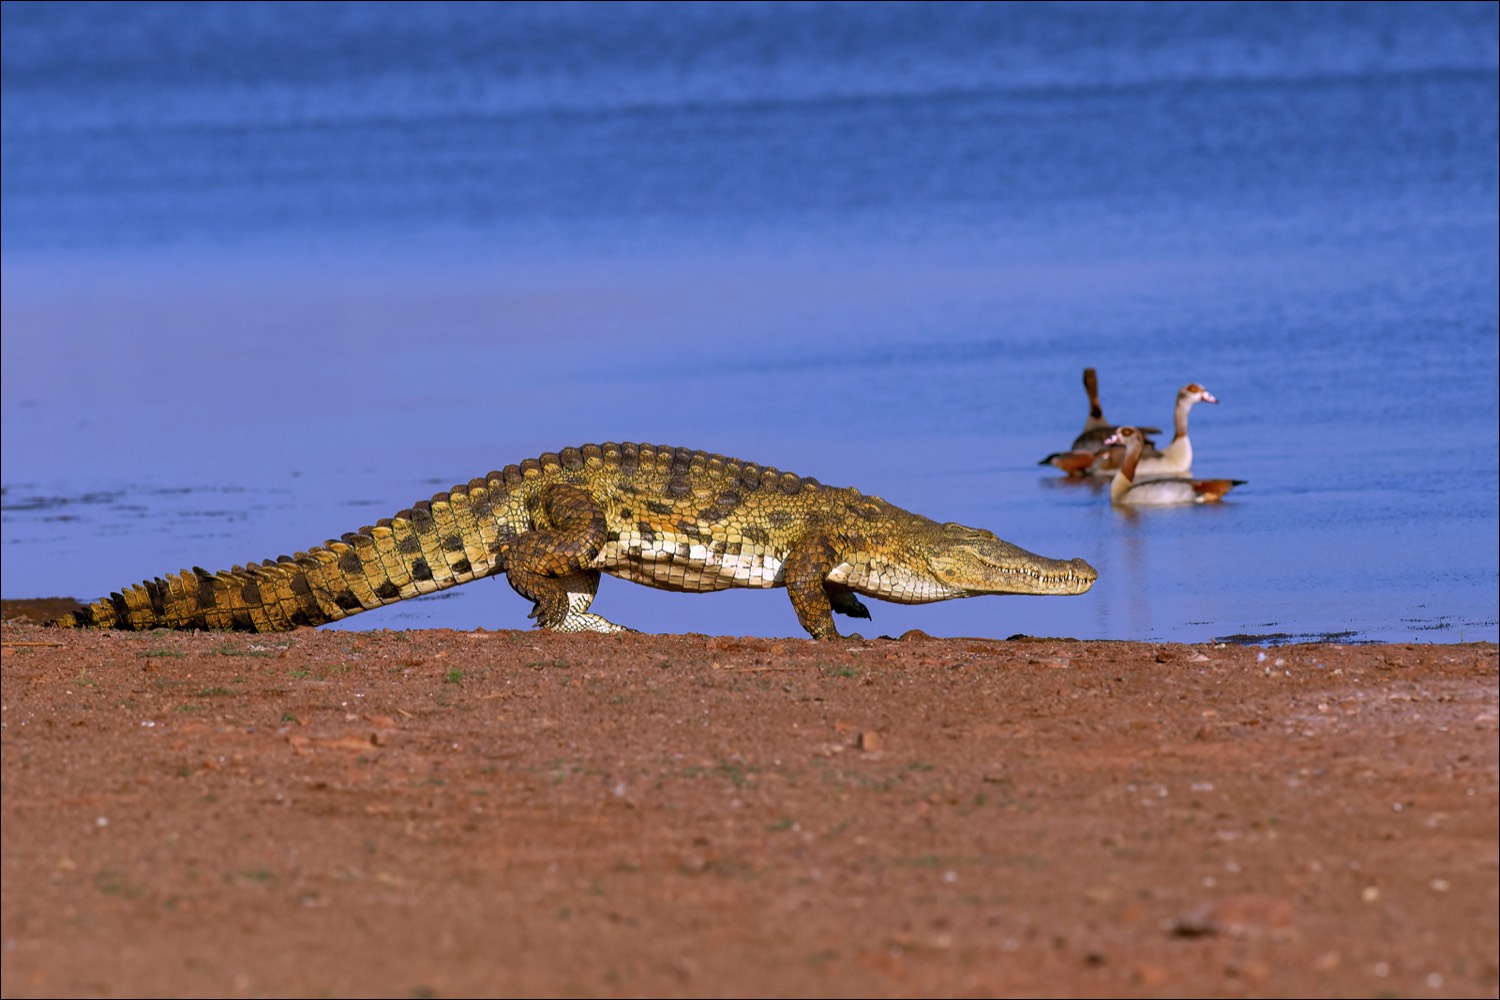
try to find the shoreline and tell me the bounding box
[6,596,1492,649]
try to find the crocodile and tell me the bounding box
[48,442,1097,639]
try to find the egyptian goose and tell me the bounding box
[1129,383,1218,480]
[1104,426,1245,507]
[1039,367,1161,477]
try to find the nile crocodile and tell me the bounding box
[48,442,1097,639]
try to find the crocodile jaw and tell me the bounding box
[831,522,1097,606]
[925,524,1096,600]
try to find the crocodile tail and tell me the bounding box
[47,476,516,632]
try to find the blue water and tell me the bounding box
[3,1,1497,644]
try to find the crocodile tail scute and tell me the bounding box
[47,478,514,632]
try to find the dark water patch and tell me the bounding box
[1,490,126,513]
[1215,631,1368,647]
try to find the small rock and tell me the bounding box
[1172,894,1296,939]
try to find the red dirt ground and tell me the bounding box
[2,602,1496,998]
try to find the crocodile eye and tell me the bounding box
[942,522,992,541]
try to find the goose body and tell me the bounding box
[1105,427,1244,507]
[1039,367,1160,476]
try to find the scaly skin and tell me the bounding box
[48,443,1097,639]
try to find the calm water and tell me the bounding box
[3,1,1497,644]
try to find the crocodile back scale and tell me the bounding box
[49,442,1097,639]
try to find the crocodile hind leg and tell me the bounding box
[501,484,632,633]
[524,568,632,633]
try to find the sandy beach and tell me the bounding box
[2,601,1494,998]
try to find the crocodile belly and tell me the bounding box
[596,536,784,593]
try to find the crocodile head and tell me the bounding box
[925,522,1097,598]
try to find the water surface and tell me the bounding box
[3,1,1496,643]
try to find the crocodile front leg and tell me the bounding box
[828,586,871,622]
[500,484,631,633]
[783,533,865,640]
